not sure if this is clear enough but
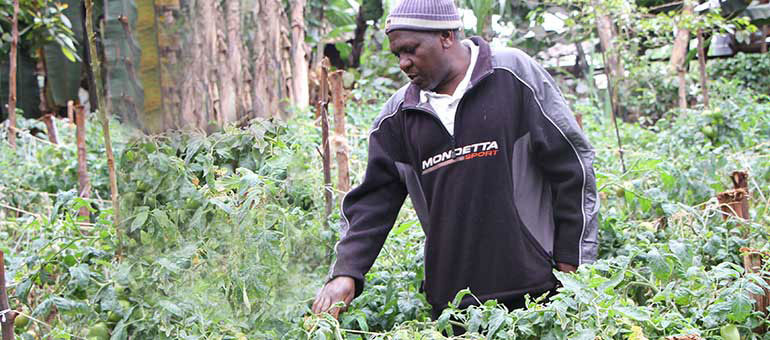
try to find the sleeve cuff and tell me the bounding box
[553,249,580,267]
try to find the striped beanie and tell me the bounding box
[385,0,463,34]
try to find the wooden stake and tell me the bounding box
[696,29,709,107]
[741,247,768,334]
[6,0,19,149]
[329,70,350,195]
[41,114,59,144]
[85,0,121,249]
[717,170,750,220]
[575,113,584,130]
[0,251,16,340]
[318,58,332,224]
[67,100,75,126]
[75,105,91,219]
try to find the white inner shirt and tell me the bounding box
[419,40,479,136]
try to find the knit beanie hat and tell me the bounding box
[385,0,463,34]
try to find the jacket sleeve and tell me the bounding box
[518,55,599,266]
[329,110,408,297]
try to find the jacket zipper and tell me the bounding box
[408,69,495,159]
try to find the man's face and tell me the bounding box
[388,30,450,91]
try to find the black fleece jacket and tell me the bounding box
[330,37,599,313]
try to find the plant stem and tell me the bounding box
[84,0,122,253]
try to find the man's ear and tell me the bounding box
[439,30,455,49]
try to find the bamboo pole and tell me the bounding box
[75,105,91,218]
[0,251,16,340]
[85,0,121,247]
[318,58,332,225]
[6,0,19,149]
[329,70,350,195]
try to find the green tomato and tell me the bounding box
[114,283,127,297]
[14,313,29,330]
[87,322,110,340]
[720,324,740,340]
[701,125,717,139]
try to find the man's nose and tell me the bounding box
[399,57,412,72]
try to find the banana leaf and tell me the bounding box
[102,0,144,124]
[0,47,42,120]
[43,0,84,108]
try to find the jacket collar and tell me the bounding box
[403,36,493,108]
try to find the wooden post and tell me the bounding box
[575,113,584,130]
[75,105,91,218]
[67,100,75,126]
[41,114,59,144]
[696,29,709,107]
[318,58,332,224]
[741,247,768,333]
[329,70,350,195]
[717,171,768,333]
[6,0,19,149]
[0,251,16,340]
[717,171,750,220]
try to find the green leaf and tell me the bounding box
[728,295,752,322]
[130,210,149,233]
[647,248,671,280]
[615,306,651,322]
[451,288,472,308]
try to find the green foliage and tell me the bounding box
[710,53,770,97]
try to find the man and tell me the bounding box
[312,0,598,321]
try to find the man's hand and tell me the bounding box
[556,262,577,273]
[312,276,355,319]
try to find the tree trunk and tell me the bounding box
[670,0,693,109]
[290,0,310,109]
[217,0,238,124]
[75,105,91,218]
[7,0,19,149]
[678,66,687,109]
[593,2,622,117]
[251,0,293,119]
[594,7,622,82]
[329,70,350,195]
[0,251,16,340]
[180,0,213,130]
[349,6,368,69]
[36,49,59,144]
[85,0,121,244]
[697,29,709,107]
[223,0,251,122]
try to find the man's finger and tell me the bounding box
[311,296,320,314]
[330,306,340,319]
[319,296,331,314]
